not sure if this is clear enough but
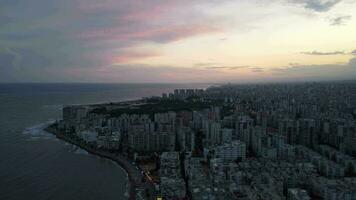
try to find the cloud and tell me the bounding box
[200,65,263,72]
[80,24,220,43]
[194,63,220,67]
[112,51,160,64]
[88,64,231,83]
[193,63,251,71]
[329,15,352,26]
[0,0,224,81]
[270,56,356,81]
[73,0,223,44]
[301,49,356,56]
[301,50,345,55]
[0,0,354,83]
[0,49,20,82]
[289,0,342,12]
[204,66,250,70]
[250,67,264,73]
[0,47,58,82]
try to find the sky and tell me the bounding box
[0,0,356,83]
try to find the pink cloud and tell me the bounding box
[75,0,222,43]
[120,2,177,22]
[112,51,160,63]
[80,24,220,43]
[63,0,226,77]
[71,0,224,65]
[78,23,220,64]
[77,0,185,13]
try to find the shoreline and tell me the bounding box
[44,124,148,200]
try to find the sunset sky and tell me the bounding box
[0,0,356,83]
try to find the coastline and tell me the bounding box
[44,124,149,200]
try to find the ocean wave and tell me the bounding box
[71,146,89,155]
[124,191,129,198]
[42,104,63,110]
[22,120,56,139]
[124,172,130,198]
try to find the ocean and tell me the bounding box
[0,83,208,200]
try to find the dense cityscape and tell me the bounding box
[47,81,356,200]
[2,0,356,199]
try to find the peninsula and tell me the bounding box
[46,83,356,200]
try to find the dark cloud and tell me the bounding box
[0,50,19,82]
[289,0,342,12]
[329,15,352,26]
[0,0,353,83]
[301,50,345,55]
[0,47,54,82]
[0,29,60,41]
[0,0,225,82]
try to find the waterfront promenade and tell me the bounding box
[45,125,155,200]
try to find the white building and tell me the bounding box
[221,128,233,144]
[97,130,121,150]
[203,120,221,145]
[78,130,98,143]
[160,177,186,200]
[278,144,296,159]
[160,152,181,178]
[287,188,310,200]
[207,140,246,162]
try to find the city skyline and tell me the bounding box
[1,0,356,83]
[52,83,356,199]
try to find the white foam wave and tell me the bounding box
[72,146,89,155]
[42,104,63,110]
[124,191,129,198]
[22,120,56,140]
